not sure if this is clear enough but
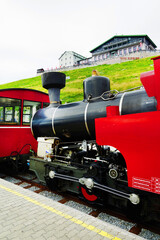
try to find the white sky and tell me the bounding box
[0,0,160,84]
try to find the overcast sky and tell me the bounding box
[0,0,160,84]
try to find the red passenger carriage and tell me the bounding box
[0,88,49,170]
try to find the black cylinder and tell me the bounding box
[83,76,110,100]
[31,88,157,141]
[42,72,66,90]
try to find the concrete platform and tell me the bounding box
[0,178,145,240]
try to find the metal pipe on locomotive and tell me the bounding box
[30,56,160,220]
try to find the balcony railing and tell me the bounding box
[93,41,142,56]
[104,39,128,49]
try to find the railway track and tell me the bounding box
[1,171,160,240]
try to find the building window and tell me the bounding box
[133,46,136,52]
[124,49,127,55]
[119,50,122,55]
[129,47,132,53]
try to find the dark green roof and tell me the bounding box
[90,35,157,52]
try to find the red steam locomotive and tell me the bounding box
[28,56,160,221]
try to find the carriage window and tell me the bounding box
[5,107,13,121]
[43,102,50,108]
[0,107,3,121]
[23,100,41,125]
[0,98,21,125]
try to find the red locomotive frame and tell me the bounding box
[0,88,49,159]
[95,56,160,195]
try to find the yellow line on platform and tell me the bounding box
[0,184,121,240]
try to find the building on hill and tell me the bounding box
[90,35,157,61]
[59,51,86,68]
[55,35,158,71]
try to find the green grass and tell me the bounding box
[0,56,155,103]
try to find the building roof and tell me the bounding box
[59,51,86,60]
[90,35,157,53]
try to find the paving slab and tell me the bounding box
[0,178,146,240]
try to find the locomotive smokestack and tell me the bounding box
[41,72,66,104]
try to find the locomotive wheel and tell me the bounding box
[80,186,98,203]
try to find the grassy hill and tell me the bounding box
[0,57,155,103]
